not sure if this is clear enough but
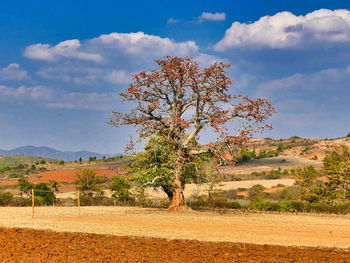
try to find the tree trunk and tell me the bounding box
[167,162,189,211]
[161,185,173,202]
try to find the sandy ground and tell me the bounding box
[0,206,349,249]
[220,156,322,176]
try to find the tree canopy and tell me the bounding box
[110,56,275,210]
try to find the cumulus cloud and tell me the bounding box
[198,12,226,22]
[90,32,198,57]
[215,9,350,50]
[25,32,199,87]
[0,85,52,100]
[0,63,29,81]
[24,39,103,62]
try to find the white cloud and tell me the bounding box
[0,85,52,100]
[104,70,130,84]
[198,12,226,22]
[24,39,103,62]
[194,53,228,67]
[91,32,198,56]
[25,32,199,87]
[215,9,350,50]
[0,63,29,81]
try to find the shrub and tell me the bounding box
[250,198,295,212]
[33,183,56,205]
[7,173,22,179]
[187,195,241,210]
[248,184,265,200]
[75,169,105,197]
[110,176,134,201]
[293,166,318,187]
[0,192,14,206]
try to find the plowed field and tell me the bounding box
[1,227,349,262]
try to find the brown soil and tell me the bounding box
[1,227,349,263]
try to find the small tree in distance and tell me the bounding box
[75,169,104,198]
[110,56,275,211]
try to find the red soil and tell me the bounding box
[0,168,119,188]
[0,227,349,262]
[30,169,118,184]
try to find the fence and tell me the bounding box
[31,189,81,219]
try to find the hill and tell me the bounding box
[0,146,120,162]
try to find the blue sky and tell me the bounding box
[1,0,350,154]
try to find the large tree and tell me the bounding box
[110,56,275,211]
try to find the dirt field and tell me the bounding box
[220,156,322,176]
[1,227,349,263]
[1,206,350,249]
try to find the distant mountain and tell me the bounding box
[0,146,120,162]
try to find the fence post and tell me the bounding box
[31,188,34,219]
[77,190,80,218]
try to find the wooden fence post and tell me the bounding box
[31,188,34,219]
[78,190,80,218]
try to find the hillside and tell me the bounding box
[0,136,349,195]
[0,145,120,162]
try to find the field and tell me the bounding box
[1,228,350,262]
[0,206,350,262]
[1,137,350,261]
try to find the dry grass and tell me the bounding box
[1,206,349,249]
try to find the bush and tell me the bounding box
[250,198,295,212]
[0,192,14,205]
[270,187,299,201]
[187,195,241,210]
[7,173,22,179]
[34,183,56,205]
[248,184,265,200]
[110,176,134,201]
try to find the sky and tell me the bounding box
[1,0,350,154]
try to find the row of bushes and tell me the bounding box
[235,149,280,163]
[250,198,350,214]
[2,189,350,214]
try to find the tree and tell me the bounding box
[110,176,133,201]
[129,134,208,202]
[17,177,33,197]
[49,180,61,193]
[293,166,319,187]
[297,147,350,204]
[74,169,104,197]
[34,183,56,205]
[110,56,275,211]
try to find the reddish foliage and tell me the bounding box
[111,56,275,160]
[110,56,275,208]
